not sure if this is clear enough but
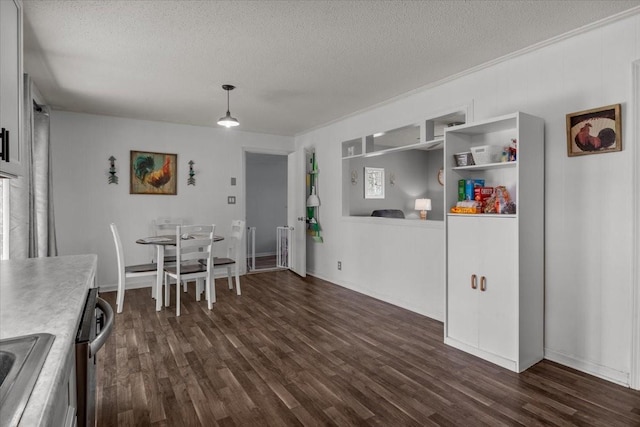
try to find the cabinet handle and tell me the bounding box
[480,276,487,292]
[0,128,5,161]
[4,130,9,162]
[471,274,477,289]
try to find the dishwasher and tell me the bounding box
[75,288,113,427]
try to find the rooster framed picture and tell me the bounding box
[566,104,622,157]
[130,150,177,195]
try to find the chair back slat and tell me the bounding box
[175,225,215,271]
[227,219,245,259]
[152,218,185,262]
[110,223,126,286]
[155,220,184,234]
[229,220,244,240]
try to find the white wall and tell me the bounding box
[296,13,639,386]
[246,152,287,255]
[50,111,293,287]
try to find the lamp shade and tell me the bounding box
[414,198,432,211]
[217,111,239,127]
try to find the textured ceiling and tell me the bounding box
[22,0,640,137]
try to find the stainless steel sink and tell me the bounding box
[0,350,17,385]
[0,334,55,427]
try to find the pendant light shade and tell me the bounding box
[217,84,239,127]
[218,111,239,128]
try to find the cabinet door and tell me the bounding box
[0,0,23,177]
[447,216,518,362]
[477,217,517,360]
[446,216,480,347]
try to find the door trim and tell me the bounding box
[631,59,640,390]
[242,147,292,274]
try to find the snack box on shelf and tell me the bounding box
[450,200,482,214]
[450,206,482,214]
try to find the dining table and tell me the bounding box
[136,234,224,311]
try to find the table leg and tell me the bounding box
[156,246,164,311]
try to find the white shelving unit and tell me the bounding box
[443,112,544,373]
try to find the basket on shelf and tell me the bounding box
[453,152,474,167]
[470,145,503,165]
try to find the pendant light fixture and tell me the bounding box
[217,84,239,127]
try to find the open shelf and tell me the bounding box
[452,161,516,172]
[447,213,517,219]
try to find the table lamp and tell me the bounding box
[415,198,432,220]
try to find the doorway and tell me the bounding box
[245,151,288,272]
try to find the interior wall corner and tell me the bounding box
[630,58,640,390]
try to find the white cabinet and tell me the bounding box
[50,346,78,427]
[444,112,544,372]
[0,0,23,178]
[447,216,517,361]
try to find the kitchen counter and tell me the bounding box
[0,254,97,426]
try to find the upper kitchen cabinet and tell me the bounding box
[0,0,24,178]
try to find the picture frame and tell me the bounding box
[566,104,622,157]
[364,167,385,199]
[130,150,177,195]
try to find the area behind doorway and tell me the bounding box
[245,151,288,272]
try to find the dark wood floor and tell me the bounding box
[96,271,640,426]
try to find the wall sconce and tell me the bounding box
[415,198,432,220]
[188,160,196,186]
[389,173,396,186]
[351,170,358,185]
[108,156,118,184]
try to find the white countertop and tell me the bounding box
[0,254,97,426]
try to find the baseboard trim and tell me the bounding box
[254,251,276,258]
[544,348,630,387]
[99,281,151,293]
[445,337,518,372]
[306,270,443,322]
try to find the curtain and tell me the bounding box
[9,74,57,258]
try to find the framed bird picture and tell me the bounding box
[130,150,177,195]
[566,104,622,157]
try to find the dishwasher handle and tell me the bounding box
[90,297,114,357]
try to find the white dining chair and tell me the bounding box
[110,223,158,314]
[214,219,245,295]
[152,218,184,264]
[163,224,215,316]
